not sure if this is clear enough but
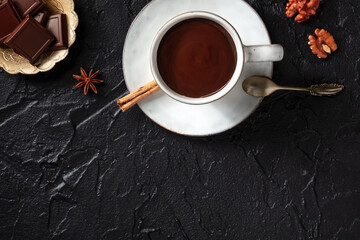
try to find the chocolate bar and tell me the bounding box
[0,0,22,43]
[4,16,54,65]
[12,0,44,18]
[33,11,48,25]
[46,14,68,50]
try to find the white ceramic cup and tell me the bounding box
[150,11,284,105]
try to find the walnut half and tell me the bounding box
[308,29,338,59]
[286,0,320,23]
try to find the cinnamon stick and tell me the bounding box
[117,80,160,112]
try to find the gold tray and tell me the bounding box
[0,0,78,74]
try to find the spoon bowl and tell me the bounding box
[242,76,279,97]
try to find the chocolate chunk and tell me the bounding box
[46,14,68,50]
[0,0,22,43]
[33,10,48,25]
[4,16,54,65]
[12,0,44,18]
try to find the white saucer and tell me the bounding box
[123,0,272,136]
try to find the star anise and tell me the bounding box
[73,68,103,95]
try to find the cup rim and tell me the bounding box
[150,11,244,105]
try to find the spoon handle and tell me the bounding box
[277,86,310,92]
[277,83,344,96]
[309,83,344,96]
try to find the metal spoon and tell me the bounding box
[242,76,344,97]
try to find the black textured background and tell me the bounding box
[1,0,360,239]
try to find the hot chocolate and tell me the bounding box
[157,18,237,98]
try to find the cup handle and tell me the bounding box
[244,44,284,63]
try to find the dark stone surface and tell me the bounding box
[0,0,359,239]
